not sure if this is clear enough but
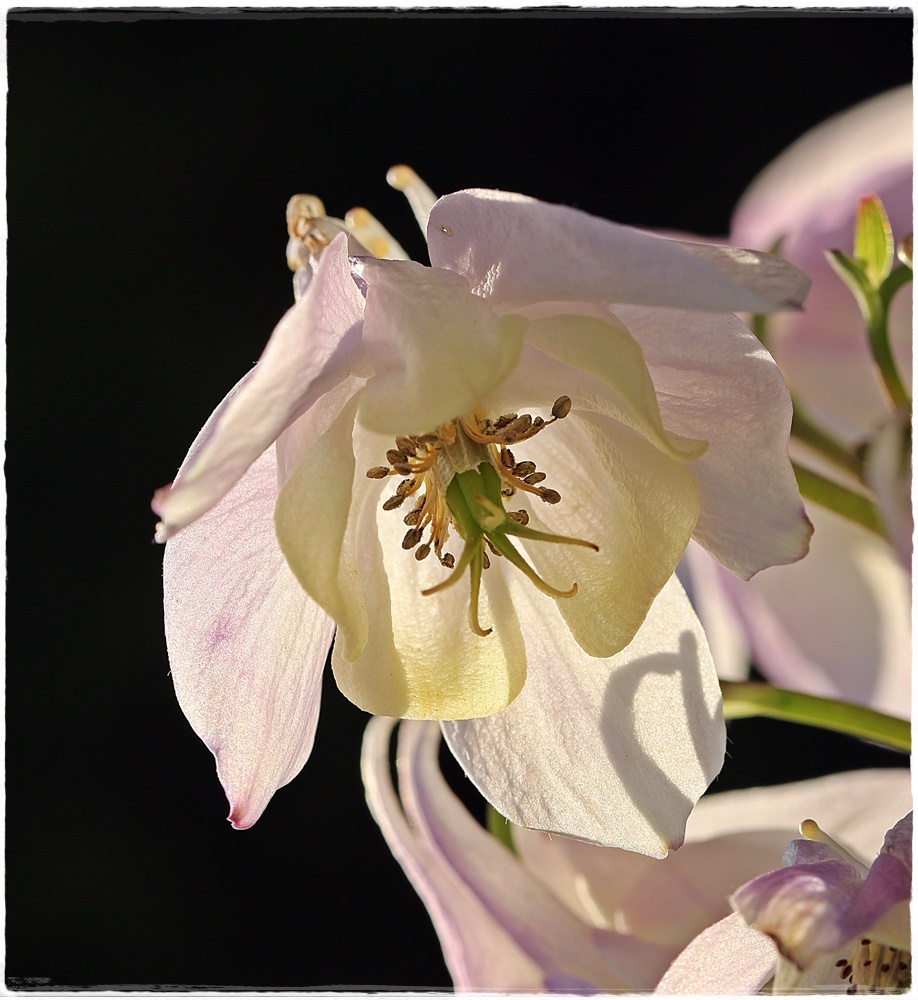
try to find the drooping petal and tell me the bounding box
[731,813,912,969]
[654,913,777,994]
[610,303,812,577]
[516,410,700,658]
[428,189,808,313]
[153,232,366,539]
[395,720,675,991]
[442,574,725,855]
[361,717,550,991]
[353,257,524,436]
[714,505,912,718]
[163,447,334,829]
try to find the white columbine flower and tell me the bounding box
[153,169,810,850]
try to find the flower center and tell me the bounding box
[833,938,911,993]
[365,397,598,636]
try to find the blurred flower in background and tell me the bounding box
[363,717,910,994]
[679,87,912,718]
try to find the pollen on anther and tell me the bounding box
[552,395,572,419]
[539,488,562,504]
[366,466,390,479]
[441,553,455,568]
[402,527,424,550]
[415,543,431,561]
[383,495,405,511]
[514,461,537,477]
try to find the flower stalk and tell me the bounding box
[721,681,911,752]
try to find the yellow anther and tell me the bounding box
[286,194,326,239]
[345,206,409,260]
[386,164,438,234]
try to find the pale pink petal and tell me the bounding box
[154,232,366,539]
[428,189,807,313]
[398,720,674,991]
[361,717,549,991]
[654,912,777,994]
[443,575,724,855]
[354,257,523,436]
[714,505,911,718]
[864,416,913,569]
[732,86,913,441]
[163,447,334,828]
[610,304,811,578]
[731,814,912,968]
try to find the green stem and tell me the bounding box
[791,408,863,478]
[865,284,911,411]
[722,682,910,752]
[486,804,516,853]
[793,463,883,536]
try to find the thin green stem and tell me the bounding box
[791,408,863,478]
[722,682,910,752]
[486,804,516,853]
[793,463,883,536]
[865,285,911,411]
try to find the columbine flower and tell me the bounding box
[153,169,810,845]
[362,717,910,993]
[679,87,913,717]
[658,810,912,994]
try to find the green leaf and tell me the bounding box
[854,195,895,286]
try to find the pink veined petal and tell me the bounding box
[442,574,725,855]
[609,304,812,578]
[712,505,912,719]
[163,447,335,828]
[154,232,366,540]
[360,717,549,991]
[353,256,524,436]
[428,189,808,313]
[397,720,674,991]
[654,912,777,994]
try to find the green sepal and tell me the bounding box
[854,195,895,287]
[486,804,517,854]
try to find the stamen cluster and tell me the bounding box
[834,939,911,994]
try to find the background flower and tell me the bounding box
[679,87,913,718]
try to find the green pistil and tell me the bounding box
[421,462,597,635]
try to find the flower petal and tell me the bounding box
[361,717,549,991]
[277,403,528,719]
[396,720,674,991]
[611,303,812,577]
[153,232,366,539]
[731,86,913,441]
[428,189,808,313]
[354,257,524,436]
[443,574,725,854]
[731,813,912,969]
[163,447,334,828]
[654,912,777,994]
[713,505,912,718]
[517,411,700,657]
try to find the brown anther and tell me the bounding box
[386,449,407,465]
[841,965,853,980]
[494,413,518,430]
[395,436,415,454]
[415,543,431,561]
[501,486,516,498]
[500,447,516,469]
[441,552,455,568]
[552,395,572,419]
[482,550,491,570]
[532,416,544,429]
[505,414,532,437]
[524,472,547,485]
[508,510,530,525]
[366,466,390,479]
[383,495,405,511]
[418,433,440,445]
[395,479,415,497]
[403,508,423,526]
[402,527,424,550]
[881,964,891,974]
[836,960,848,968]
[539,488,562,504]
[393,462,413,476]
[514,461,537,477]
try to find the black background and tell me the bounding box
[7,9,912,991]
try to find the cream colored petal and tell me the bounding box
[513,412,700,658]
[354,257,524,436]
[330,476,528,719]
[522,314,707,461]
[444,574,725,854]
